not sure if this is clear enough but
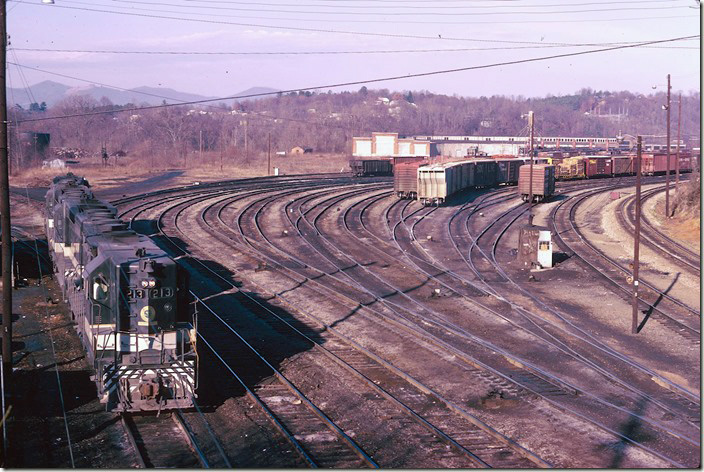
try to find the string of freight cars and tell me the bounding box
[23,2,699,43]
[13,33,699,125]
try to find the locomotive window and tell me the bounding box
[93,276,109,302]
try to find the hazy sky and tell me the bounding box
[7,0,701,100]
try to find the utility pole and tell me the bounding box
[0,0,12,447]
[199,129,203,162]
[244,120,248,161]
[632,136,642,335]
[665,74,671,218]
[528,111,535,226]
[676,93,681,189]
[267,132,271,176]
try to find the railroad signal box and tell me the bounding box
[518,225,553,269]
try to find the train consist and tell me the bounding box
[387,151,695,206]
[408,157,548,206]
[45,174,197,412]
[551,153,694,179]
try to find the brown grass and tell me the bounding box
[10,152,354,190]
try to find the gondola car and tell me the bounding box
[45,173,197,412]
[349,159,393,177]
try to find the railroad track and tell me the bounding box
[121,412,209,468]
[620,185,700,275]
[114,175,699,467]
[551,183,700,344]
[288,182,699,461]
[124,183,553,467]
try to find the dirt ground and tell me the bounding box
[10,153,352,194]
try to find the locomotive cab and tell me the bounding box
[83,238,196,411]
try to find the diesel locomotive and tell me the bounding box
[45,174,197,412]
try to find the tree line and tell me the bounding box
[9,87,700,172]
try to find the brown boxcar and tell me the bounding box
[612,155,634,175]
[584,156,613,178]
[394,161,427,199]
[518,164,555,202]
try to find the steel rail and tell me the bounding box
[621,186,700,274]
[375,184,702,442]
[158,194,379,469]
[241,181,692,464]
[553,185,701,327]
[288,183,698,458]
[210,186,556,466]
[566,186,699,317]
[122,178,692,468]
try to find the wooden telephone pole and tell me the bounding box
[632,136,642,334]
[665,74,671,217]
[0,0,13,455]
[528,111,535,226]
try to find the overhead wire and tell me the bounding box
[98,0,690,15]
[114,0,685,9]
[13,33,699,124]
[9,38,699,57]
[24,2,699,45]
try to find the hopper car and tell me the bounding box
[350,159,393,177]
[45,173,197,412]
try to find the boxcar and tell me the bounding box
[612,156,634,175]
[495,158,523,185]
[584,156,612,178]
[394,161,426,199]
[518,164,555,202]
[417,158,500,205]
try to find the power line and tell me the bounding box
[101,0,690,15]
[13,34,698,124]
[10,38,698,57]
[26,3,698,45]
[158,0,683,8]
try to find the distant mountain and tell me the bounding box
[228,87,280,100]
[8,80,70,107]
[8,80,280,108]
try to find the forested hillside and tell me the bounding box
[10,87,700,171]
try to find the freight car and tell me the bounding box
[584,156,612,178]
[417,158,499,206]
[45,174,197,412]
[518,164,555,202]
[394,161,427,199]
[495,158,523,185]
[350,159,393,177]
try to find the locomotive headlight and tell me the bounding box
[141,280,149,288]
[164,302,173,312]
[148,279,156,288]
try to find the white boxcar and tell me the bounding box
[417,159,498,205]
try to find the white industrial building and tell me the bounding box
[352,132,430,158]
